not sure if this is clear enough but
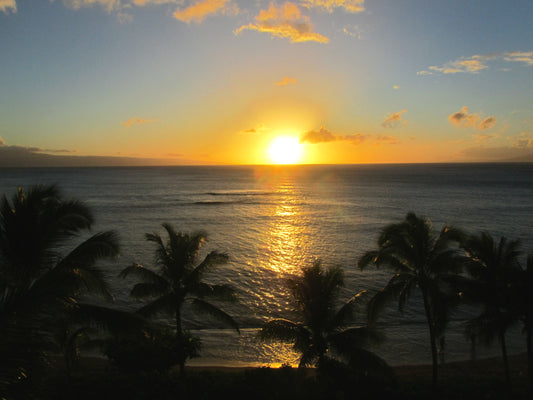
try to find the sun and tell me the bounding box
[267,136,302,164]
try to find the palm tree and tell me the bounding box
[514,253,533,395]
[259,260,389,378]
[0,185,119,394]
[461,232,522,387]
[120,223,239,374]
[357,212,464,388]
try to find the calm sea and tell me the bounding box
[1,163,532,367]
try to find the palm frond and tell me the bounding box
[130,282,169,299]
[367,273,414,324]
[190,282,238,302]
[186,251,229,286]
[189,298,239,333]
[120,263,169,288]
[258,319,307,343]
[357,251,380,271]
[329,326,383,354]
[331,290,368,330]
[136,293,177,318]
[73,303,150,334]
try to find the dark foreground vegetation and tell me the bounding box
[41,353,531,400]
[1,184,532,399]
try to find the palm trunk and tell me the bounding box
[422,289,438,389]
[176,309,186,376]
[526,325,533,397]
[499,331,511,388]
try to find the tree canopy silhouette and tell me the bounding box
[358,212,464,388]
[120,223,239,374]
[461,232,523,388]
[259,260,389,379]
[0,185,119,395]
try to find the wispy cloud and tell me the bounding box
[173,0,237,23]
[242,123,268,134]
[511,132,533,148]
[132,0,180,5]
[62,0,122,13]
[300,127,371,145]
[448,107,497,130]
[275,76,298,86]
[419,51,533,75]
[342,24,362,39]
[472,133,498,143]
[382,109,407,128]
[375,135,400,145]
[234,2,329,44]
[0,0,16,14]
[300,0,364,13]
[121,117,158,128]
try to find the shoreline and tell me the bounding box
[58,351,530,375]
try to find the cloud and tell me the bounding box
[375,135,400,145]
[61,0,122,13]
[242,123,268,134]
[0,0,16,13]
[121,117,157,127]
[132,0,180,5]
[511,132,533,149]
[300,0,364,13]
[275,76,297,86]
[299,127,375,145]
[342,25,362,39]
[419,51,533,75]
[173,0,237,23]
[448,107,497,130]
[234,2,329,44]
[478,116,497,130]
[472,133,497,143]
[502,51,533,66]
[299,127,337,143]
[382,109,407,128]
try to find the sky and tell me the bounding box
[1,0,533,166]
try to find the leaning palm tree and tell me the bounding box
[120,223,239,374]
[259,260,389,378]
[461,232,523,387]
[0,185,119,395]
[357,212,464,389]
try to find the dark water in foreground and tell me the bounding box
[1,163,532,366]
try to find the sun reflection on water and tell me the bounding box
[264,185,310,275]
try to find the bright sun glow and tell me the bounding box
[267,136,302,164]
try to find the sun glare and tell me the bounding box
[267,136,302,164]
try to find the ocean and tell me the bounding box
[1,163,532,367]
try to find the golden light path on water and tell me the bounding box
[254,176,311,366]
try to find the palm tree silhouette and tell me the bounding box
[259,260,388,377]
[120,223,239,374]
[514,253,533,394]
[0,185,119,394]
[357,212,464,388]
[461,232,522,387]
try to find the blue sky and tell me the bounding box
[1,0,532,165]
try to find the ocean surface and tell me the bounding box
[1,163,532,367]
